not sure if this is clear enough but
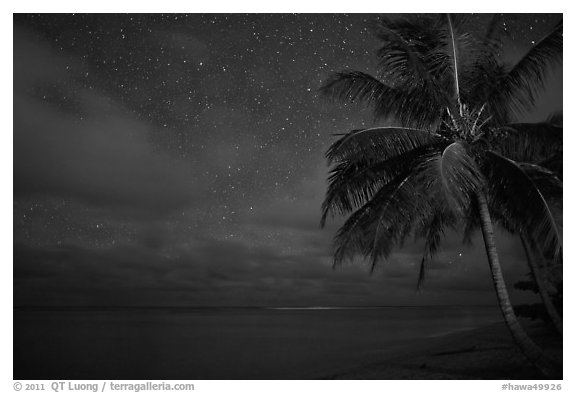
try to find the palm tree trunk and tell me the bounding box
[520,233,563,335]
[476,193,561,379]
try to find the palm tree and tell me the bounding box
[520,233,562,334]
[320,14,562,378]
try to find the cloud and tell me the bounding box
[14,95,205,215]
[13,29,208,218]
[14,223,537,308]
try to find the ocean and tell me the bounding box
[14,306,502,379]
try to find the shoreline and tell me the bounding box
[322,321,562,380]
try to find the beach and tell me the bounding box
[326,321,562,379]
[13,306,561,380]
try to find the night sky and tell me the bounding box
[13,14,562,307]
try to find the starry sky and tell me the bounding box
[13,13,562,307]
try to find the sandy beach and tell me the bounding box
[325,321,562,380]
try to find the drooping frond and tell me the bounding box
[321,159,384,227]
[367,145,464,283]
[325,126,447,164]
[539,152,563,179]
[519,163,563,201]
[490,21,563,118]
[332,171,417,267]
[332,151,441,268]
[321,141,449,226]
[438,142,484,213]
[462,198,481,246]
[320,71,390,106]
[319,71,445,127]
[484,151,562,262]
[490,121,562,163]
[414,142,482,283]
[367,175,422,272]
[416,205,458,290]
[519,162,563,220]
[338,141,483,273]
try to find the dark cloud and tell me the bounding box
[14,222,538,308]
[14,29,208,217]
[14,94,204,215]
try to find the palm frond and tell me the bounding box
[374,21,431,85]
[332,172,415,267]
[366,152,452,272]
[490,121,562,163]
[321,141,449,226]
[367,174,421,272]
[320,71,389,106]
[438,142,484,213]
[462,202,480,246]
[492,21,563,118]
[415,142,481,288]
[460,14,508,123]
[372,15,445,87]
[519,163,562,201]
[463,61,511,125]
[416,206,458,290]
[332,151,441,268]
[319,71,445,127]
[485,151,562,262]
[325,126,447,164]
[539,152,563,179]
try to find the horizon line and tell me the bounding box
[14,304,499,310]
